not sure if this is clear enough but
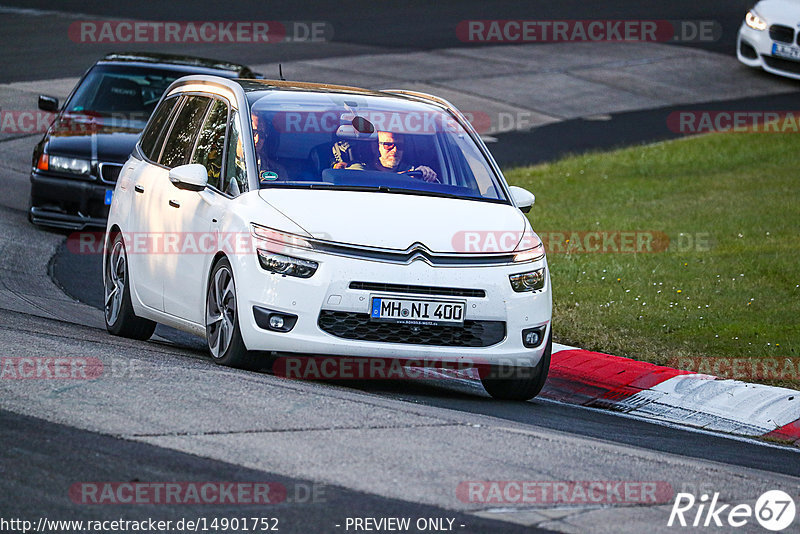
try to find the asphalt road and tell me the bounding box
[1,409,551,534]
[2,2,800,533]
[0,0,754,82]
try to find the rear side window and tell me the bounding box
[190,99,229,191]
[159,95,211,169]
[139,95,180,161]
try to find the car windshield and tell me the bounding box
[247,90,507,203]
[65,64,185,125]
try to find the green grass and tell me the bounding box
[504,133,800,385]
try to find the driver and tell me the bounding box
[345,131,439,183]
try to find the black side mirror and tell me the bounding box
[38,95,59,112]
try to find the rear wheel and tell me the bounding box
[205,258,260,370]
[480,331,552,401]
[104,232,157,340]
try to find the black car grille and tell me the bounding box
[769,24,795,44]
[99,163,123,183]
[318,310,505,347]
[349,281,486,298]
[763,55,800,74]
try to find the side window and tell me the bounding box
[139,95,180,161]
[222,113,249,196]
[159,95,211,169]
[190,99,229,191]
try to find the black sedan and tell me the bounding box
[29,52,259,229]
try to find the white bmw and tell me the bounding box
[737,0,800,80]
[103,75,552,400]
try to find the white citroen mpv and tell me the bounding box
[104,75,552,400]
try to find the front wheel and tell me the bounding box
[104,232,157,340]
[480,331,552,401]
[205,258,260,370]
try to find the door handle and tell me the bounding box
[169,200,180,208]
[134,185,144,194]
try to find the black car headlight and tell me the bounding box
[257,250,318,278]
[44,155,92,176]
[509,268,545,292]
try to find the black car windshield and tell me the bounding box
[247,90,507,203]
[65,64,186,125]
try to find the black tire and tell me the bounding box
[480,331,552,401]
[104,232,157,340]
[205,257,261,370]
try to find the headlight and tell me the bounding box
[39,154,91,176]
[509,268,545,292]
[745,10,767,31]
[257,250,318,278]
[251,223,313,250]
[513,230,545,262]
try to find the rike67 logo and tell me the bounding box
[668,490,796,531]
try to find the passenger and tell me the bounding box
[251,113,286,180]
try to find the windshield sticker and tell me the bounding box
[260,171,279,182]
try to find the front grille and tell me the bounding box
[770,24,795,43]
[309,240,516,266]
[99,163,123,183]
[349,281,485,298]
[763,55,800,74]
[318,310,505,347]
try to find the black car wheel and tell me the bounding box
[480,331,552,401]
[205,258,260,370]
[104,232,157,340]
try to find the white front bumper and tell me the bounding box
[232,246,552,368]
[737,22,800,80]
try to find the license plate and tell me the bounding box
[370,297,465,326]
[104,189,113,205]
[772,43,800,61]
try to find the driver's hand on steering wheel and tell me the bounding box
[412,165,439,183]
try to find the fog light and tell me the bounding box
[522,326,546,348]
[525,331,540,346]
[269,315,285,330]
[253,306,298,332]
